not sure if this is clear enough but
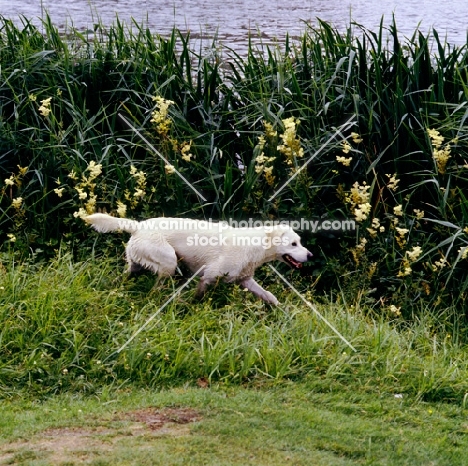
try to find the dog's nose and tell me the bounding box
[307,251,313,261]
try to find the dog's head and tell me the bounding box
[269,227,313,269]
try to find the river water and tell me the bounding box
[1,0,468,50]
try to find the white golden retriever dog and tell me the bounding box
[84,214,312,305]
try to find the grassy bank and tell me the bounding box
[1,254,467,401]
[1,255,468,462]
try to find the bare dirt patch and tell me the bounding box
[0,407,201,465]
[125,407,201,430]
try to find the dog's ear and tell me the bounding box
[265,226,290,247]
[266,227,284,240]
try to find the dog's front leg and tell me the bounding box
[240,277,279,306]
[195,276,210,299]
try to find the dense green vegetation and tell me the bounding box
[2,15,468,316]
[1,15,468,404]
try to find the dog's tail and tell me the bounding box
[84,213,140,234]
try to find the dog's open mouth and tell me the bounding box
[282,254,303,269]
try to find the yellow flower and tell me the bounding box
[128,166,146,202]
[354,202,371,222]
[263,166,275,186]
[54,187,65,197]
[73,208,88,219]
[433,146,451,174]
[86,161,102,180]
[397,261,412,277]
[38,97,52,117]
[428,129,451,173]
[432,256,448,271]
[345,181,371,221]
[336,155,352,167]
[351,132,363,144]
[152,95,174,108]
[130,166,146,185]
[413,209,425,219]
[17,166,28,176]
[277,117,304,165]
[180,141,193,162]
[4,176,15,186]
[254,149,276,184]
[257,135,266,150]
[134,188,145,198]
[389,305,401,316]
[458,246,468,260]
[394,205,403,216]
[40,97,52,106]
[386,173,400,192]
[151,96,174,137]
[165,164,176,175]
[367,218,383,238]
[428,128,444,148]
[116,201,127,218]
[347,181,370,205]
[368,262,378,278]
[85,193,97,214]
[254,152,266,174]
[11,197,23,209]
[264,121,277,139]
[351,237,367,265]
[406,246,422,262]
[341,141,352,154]
[75,187,87,200]
[68,170,78,180]
[7,233,16,242]
[395,227,408,248]
[256,153,266,165]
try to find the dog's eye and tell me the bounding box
[292,242,297,246]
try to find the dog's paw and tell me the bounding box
[262,291,279,306]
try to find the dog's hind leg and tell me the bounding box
[240,277,279,305]
[195,276,211,299]
[127,261,144,275]
[194,269,221,299]
[126,235,178,277]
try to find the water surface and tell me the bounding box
[2,0,468,49]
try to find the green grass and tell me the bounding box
[1,254,467,402]
[1,381,468,465]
